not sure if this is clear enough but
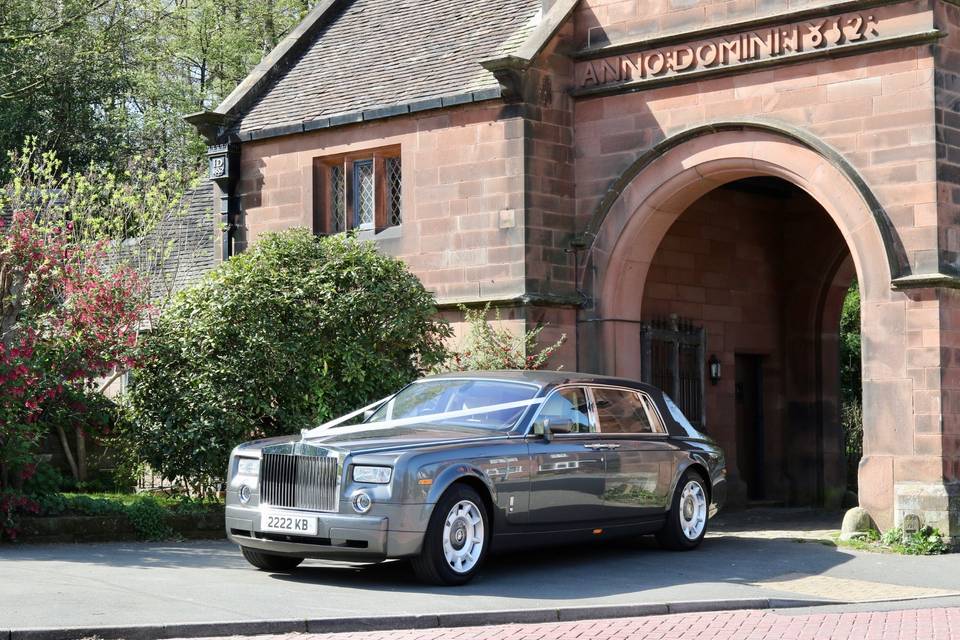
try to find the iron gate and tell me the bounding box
[640,315,706,429]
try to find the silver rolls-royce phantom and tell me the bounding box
[226,371,727,585]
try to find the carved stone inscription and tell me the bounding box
[579,12,880,88]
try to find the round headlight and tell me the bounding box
[238,484,252,504]
[352,492,373,514]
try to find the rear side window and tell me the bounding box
[593,388,659,434]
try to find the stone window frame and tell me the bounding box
[313,145,402,235]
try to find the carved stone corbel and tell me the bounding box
[184,110,232,145]
[480,56,531,103]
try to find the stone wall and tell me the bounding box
[521,18,578,300]
[571,12,937,238]
[238,102,527,305]
[573,0,838,49]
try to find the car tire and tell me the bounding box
[656,470,710,551]
[411,484,489,586]
[240,546,304,571]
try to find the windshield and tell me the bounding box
[366,379,540,431]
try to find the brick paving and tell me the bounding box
[191,607,960,640]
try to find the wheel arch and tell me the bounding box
[426,465,497,528]
[671,457,712,504]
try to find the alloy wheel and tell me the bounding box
[679,480,707,540]
[441,499,485,573]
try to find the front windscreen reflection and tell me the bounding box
[366,379,539,430]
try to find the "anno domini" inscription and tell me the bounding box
[579,12,880,88]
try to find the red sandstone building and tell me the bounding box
[188,0,960,536]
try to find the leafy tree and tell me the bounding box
[1,139,202,306]
[126,0,314,170]
[840,281,862,403]
[0,141,200,494]
[125,230,451,490]
[839,280,862,490]
[0,0,315,173]
[0,209,147,538]
[0,1,133,171]
[439,304,566,372]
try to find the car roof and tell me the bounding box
[424,370,663,395]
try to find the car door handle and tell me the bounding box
[583,443,620,450]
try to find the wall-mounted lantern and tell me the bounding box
[708,354,721,385]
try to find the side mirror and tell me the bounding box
[538,417,575,442]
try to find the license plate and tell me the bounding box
[261,511,318,536]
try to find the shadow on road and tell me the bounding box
[267,533,853,598]
[1,507,855,600]
[0,540,243,570]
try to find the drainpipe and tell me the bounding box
[566,234,588,371]
[207,143,241,260]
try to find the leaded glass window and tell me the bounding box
[386,156,402,226]
[317,148,401,235]
[353,159,374,229]
[330,165,345,233]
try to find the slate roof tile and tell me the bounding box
[235,0,542,135]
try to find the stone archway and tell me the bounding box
[578,125,907,527]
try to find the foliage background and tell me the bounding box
[840,281,862,491]
[0,0,314,173]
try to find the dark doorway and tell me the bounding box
[735,354,766,501]
[638,177,855,507]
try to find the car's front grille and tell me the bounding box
[260,453,339,512]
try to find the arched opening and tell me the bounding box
[579,127,900,516]
[638,177,856,506]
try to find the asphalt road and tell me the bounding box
[3,528,960,633]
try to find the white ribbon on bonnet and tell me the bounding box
[301,396,545,439]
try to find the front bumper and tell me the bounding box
[226,504,426,561]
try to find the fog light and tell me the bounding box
[238,484,251,504]
[352,492,373,514]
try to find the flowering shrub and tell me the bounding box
[0,491,40,541]
[438,304,566,372]
[0,210,147,538]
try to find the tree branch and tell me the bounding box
[0,0,113,45]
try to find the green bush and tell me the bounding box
[31,492,221,541]
[125,497,175,540]
[126,230,450,488]
[880,526,949,555]
[438,304,566,372]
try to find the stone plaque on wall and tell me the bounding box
[573,0,936,95]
